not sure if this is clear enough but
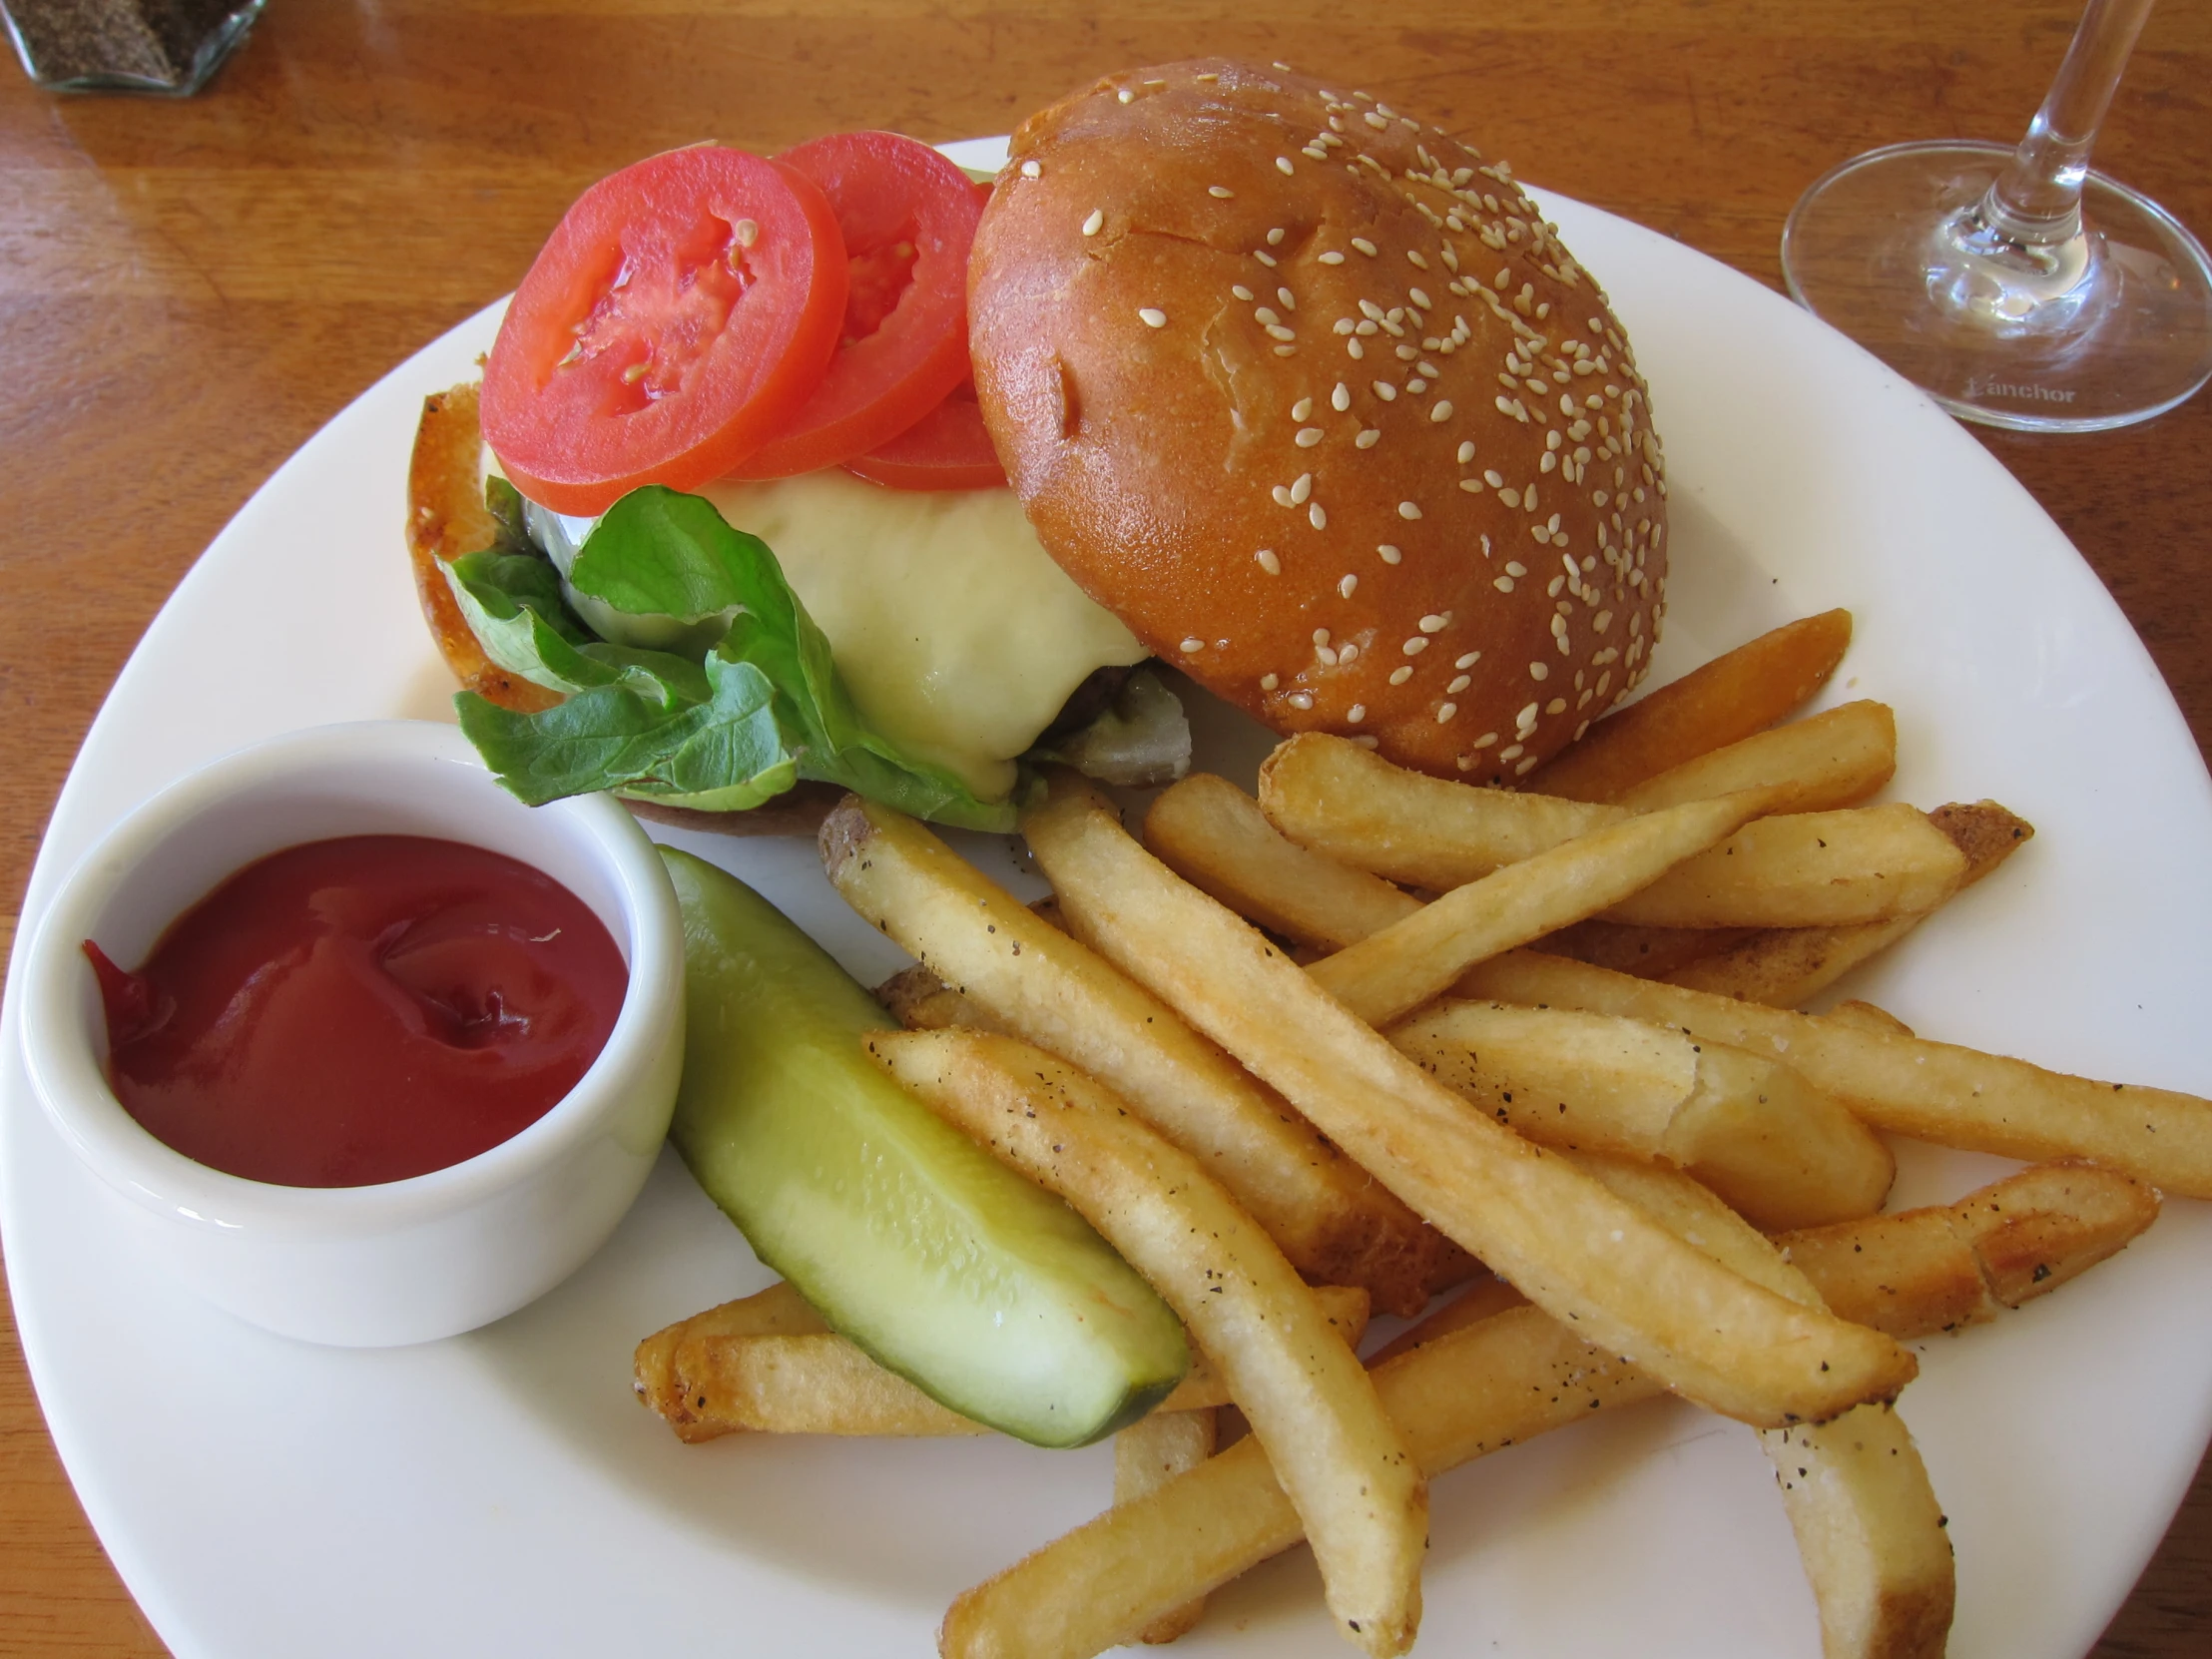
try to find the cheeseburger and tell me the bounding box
[407,59,1668,826]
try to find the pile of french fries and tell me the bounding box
[635,609,2206,1659]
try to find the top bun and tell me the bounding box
[971,59,1669,784]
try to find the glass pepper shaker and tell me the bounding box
[3,0,266,95]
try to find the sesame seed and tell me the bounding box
[1483,469,1505,488]
[1234,284,1256,301]
[1397,501,1422,520]
[1409,286,1431,308]
[1272,485,1295,508]
[1528,662,1548,681]
[1499,487,1521,508]
[1020,160,1042,178]
[1517,701,1540,726]
[1253,250,1279,269]
[1406,250,1429,270]
[1352,237,1379,257]
[1256,306,1281,325]
[1332,382,1352,411]
[1209,185,1235,199]
[1498,743,1524,761]
[1276,156,1296,176]
[1546,697,1567,714]
[1430,400,1453,422]
[1268,228,1286,246]
[1180,637,1204,653]
[1365,111,1389,130]
[1117,87,1134,103]
[1419,612,1450,633]
[1139,307,1168,328]
[1459,479,1483,494]
[1448,675,1471,694]
[1310,503,1328,529]
[1504,560,1527,576]
[1339,573,1359,597]
[1290,472,1313,504]
[1356,427,1380,447]
[1296,427,1324,447]
[1514,755,1541,776]
[1320,251,1347,265]
[1274,343,1298,356]
[1266,324,1297,342]
[1288,691,1315,710]
[1373,381,1397,401]
[1493,575,1515,593]
[1402,636,1430,656]
[1347,337,1365,359]
[1436,704,1457,723]
[1348,704,1367,723]
[1082,209,1104,237]
[1278,287,1298,310]
[1260,673,1279,691]
[1304,145,1329,161]
[1255,548,1281,575]
[1388,666,1413,685]
[1457,440,1476,463]
[1316,644,1338,666]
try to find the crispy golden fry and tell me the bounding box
[1308,791,1777,1027]
[640,1285,1373,1441]
[1780,1161,2159,1335]
[1390,999,1893,1229]
[1527,609,1855,802]
[939,1152,2140,1659]
[1460,950,2212,1197]
[1564,1155,1951,1659]
[1025,772,1915,1429]
[1116,1410,1221,1643]
[1614,699,1896,814]
[1602,804,1965,930]
[633,1282,828,1441]
[874,961,981,1031]
[1822,1000,1917,1038]
[1144,774,1421,951]
[1666,801,2034,1005]
[878,1028,1425,1657]
[820,796,1445,1314]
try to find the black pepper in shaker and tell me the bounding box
[2,0,265,95]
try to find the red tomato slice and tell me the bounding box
[483,147,847,517]
[723,132,983,480]
[841,379,1008,491]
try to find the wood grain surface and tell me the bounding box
[2,2,2207,1653]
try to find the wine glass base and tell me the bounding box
[1782,140,2212,433]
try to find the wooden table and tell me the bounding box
[1,2,2205,1652]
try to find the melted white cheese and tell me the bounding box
[694,472,1145,799]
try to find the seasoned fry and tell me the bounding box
[943,1154,2145,1659]
[877,1028,1425,1657]
[1025,772,1916,1429]
[640,1286,1372,1441]
[1307,791,1778,1027]
[1564,1155,1951,1659]
[1602,804,1965,930]
[1666,801,2034,1005]
[1115,1409,1220,1643]
[820,796,1445,1314]
[1144,774,1421,951]
[1390,999,1893,1229]
[1460,950,2212,1196]
[1527,609,1855,802]
[1614,699,1896,814]
[1531,917,1752,979]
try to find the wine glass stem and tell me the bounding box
[1983,0,2156,246]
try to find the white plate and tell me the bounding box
[6,137,2211,1659]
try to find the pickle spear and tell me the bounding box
[660,847,1187,1447]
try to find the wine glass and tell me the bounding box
[1779,0,2212,433]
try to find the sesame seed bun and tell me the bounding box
[971,59,1669,784]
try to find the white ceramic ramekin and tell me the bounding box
[17,720,685,1347]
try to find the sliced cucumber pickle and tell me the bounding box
[661,847,1188,1447]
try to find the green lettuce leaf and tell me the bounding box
[447,484,1016,831]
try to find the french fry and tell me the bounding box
[1115,1409,1220,1643]
[1566,1154,1952,1659]
[1144,774,1421,951]
[1307,791,1779,1027]
[820,796,1446,1315]
[1603,803,1966,929]
[1614,699,1896,814]
[941,1155,2153,1659]
[639,1285,1372,1441]
[1526,609,1855,802]
[1390,999,1894,1229]
[632,1282,827,1441]
[1666,801,2033,1005]
[1529,916,1754,980]
[1024,772,1916,1430]
[876,1028,1426,1657]
[1459,950,2212,1196]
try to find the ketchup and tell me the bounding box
[85,835,627,1188]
